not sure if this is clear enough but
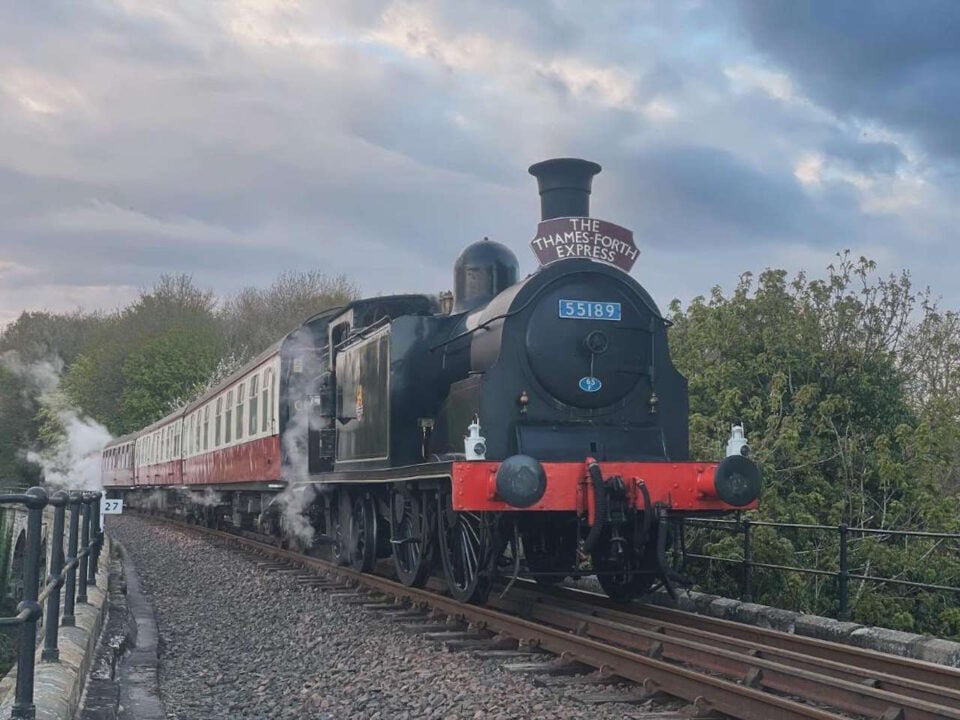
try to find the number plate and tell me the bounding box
[102,499,124,515]
[558,299,621,321]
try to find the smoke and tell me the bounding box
[276,326,321,545]
[1,352,112,491]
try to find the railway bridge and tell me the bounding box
[2,493,959,720]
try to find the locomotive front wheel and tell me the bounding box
[437,494,495,604]
[591,536,656,603]
[391,489,435,587]
[522,523,578,587]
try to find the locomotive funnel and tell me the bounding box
[528,158,602,220]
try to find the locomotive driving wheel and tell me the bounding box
[391,488,435,587]
[437,493,500,604]
[348,492,377,572]
[330,492,349,566]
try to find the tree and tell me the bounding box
[64,274,224,433]
[668,253,960,633]
[219,271,358,361]
[0,366,41,490]
[0,310,104,366]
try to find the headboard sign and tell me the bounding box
[530,217,639,273]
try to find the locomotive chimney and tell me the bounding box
[528,158,602,220]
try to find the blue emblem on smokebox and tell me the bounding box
[579,376,602,393]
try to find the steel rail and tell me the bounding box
[494,583,960,711]
[129,515,960,720]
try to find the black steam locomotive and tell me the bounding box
[108,158,760,604]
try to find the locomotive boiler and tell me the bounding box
[103,158,761,604]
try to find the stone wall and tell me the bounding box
[0,537,112,720]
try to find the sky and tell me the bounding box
[1,1,958,328]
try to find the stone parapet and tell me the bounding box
[646,588,960,667]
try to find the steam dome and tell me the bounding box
[452,239,519,313]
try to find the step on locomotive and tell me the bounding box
[102,158,761,603]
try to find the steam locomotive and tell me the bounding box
[102,158,760,603]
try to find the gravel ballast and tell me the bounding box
[107,515,672,719]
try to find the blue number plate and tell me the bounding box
[558,299,622,321]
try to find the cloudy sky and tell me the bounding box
[1,1,958,328]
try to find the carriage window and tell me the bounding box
[249,375,259,436]
[203,406,210,450]
[236,383,245,440]
[215,399,223,446]
[272,370,277,432]
[262,370,270,433]
[225,390,233,443]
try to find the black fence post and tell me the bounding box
[41,491,68,662]
[838,523,850,621]
[742,518,753,602]
[61,492,81,626]
[87,492,102,586]
[11,486,49,720]
[76,495,92,604]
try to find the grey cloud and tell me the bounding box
[822,137,906,174]
[607,145,813,244]
[0,0,958,328]
[732,1,960,159]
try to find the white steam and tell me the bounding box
[177,487,222,507]
[140,489,166,511]
[275,327,320,545]
[1,352,112,491]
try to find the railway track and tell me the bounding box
[130,515,960,720]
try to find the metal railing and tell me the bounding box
[0,488,103,720]
[684,517,960,622]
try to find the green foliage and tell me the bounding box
[117,326,221,429]
[0,367,41,490]
[671,253,960,635]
